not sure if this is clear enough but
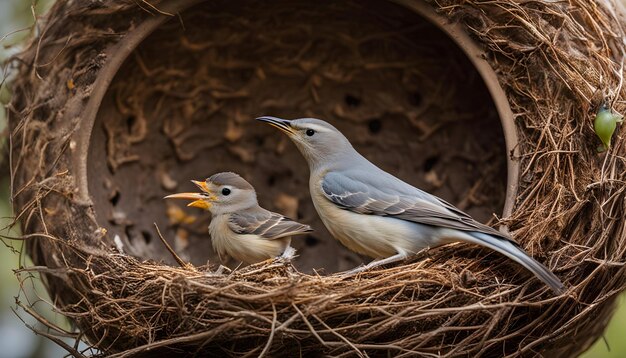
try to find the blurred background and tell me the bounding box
[0,1,624,357]
[1,2,83,357]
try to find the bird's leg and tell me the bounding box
[258,247,297,266]
[342,252,409,276]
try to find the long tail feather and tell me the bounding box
[443,230,565,294]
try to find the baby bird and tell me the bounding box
[165,172,312,264]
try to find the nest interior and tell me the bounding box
[6,0,626,356]
[87,0,507,272]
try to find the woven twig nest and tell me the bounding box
[6,0,626,356]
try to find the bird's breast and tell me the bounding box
[310,180,436,259]
[209,215,289,264]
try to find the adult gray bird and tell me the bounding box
[258,116,564,293]
[165,172,312,264]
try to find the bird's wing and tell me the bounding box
[321,171,510,240]
[228,207,313,240]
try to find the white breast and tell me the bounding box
[310,179,439,259]
[209,215,290,264]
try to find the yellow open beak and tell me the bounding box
[191,180,210,193]
[256,116,295,135]
[164,180,215,210]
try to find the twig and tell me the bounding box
[153,222,188,268]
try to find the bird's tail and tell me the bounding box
[444,230,565,294]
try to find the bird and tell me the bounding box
[257,116,565,293]
[164,172,312,265]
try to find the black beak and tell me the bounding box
[256,116,294,134]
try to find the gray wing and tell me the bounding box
[321,171,510,240]
[228,206,313,240]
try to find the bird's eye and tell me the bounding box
[306,129,315,137]
[221,188,231,196]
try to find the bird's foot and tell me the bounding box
[278,246,297,261]
[257,258,276,266]
[205,264,230,276]
[340,264,369,277]
[256,249,297,266]
[215,265,231,275]
[340,253,409,278]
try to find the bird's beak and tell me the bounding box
[256,116,294,135]
[164,180,216,210]
[191,180,210,193]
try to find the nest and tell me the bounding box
[5,0,626,356]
